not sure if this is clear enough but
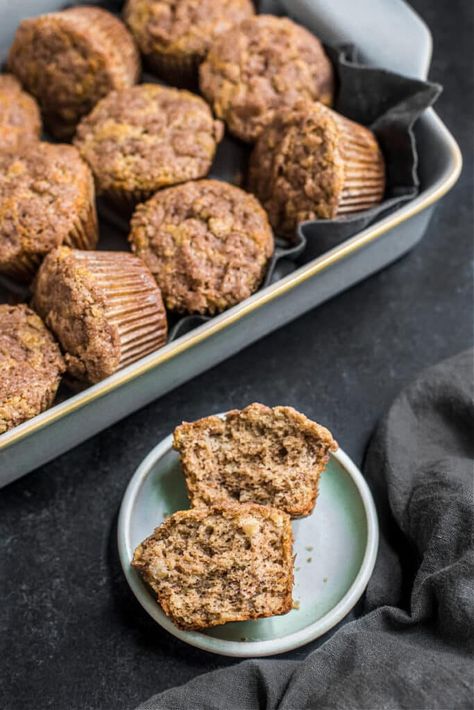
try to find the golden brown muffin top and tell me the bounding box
[75,84,223,195]
[199,14,334,142]
[0,74,41,154]
[132,503,294,630]
[249,100,384,238]
[124,0,254,60]
[129,179,274,314]
[8,7,140,138]
[0,142,94,272]
[0,304,65,435]
[33,247,167,384]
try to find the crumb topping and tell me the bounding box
[0,304,64,434]
[200,15,334,142]
[0,142,95,271]
[124,0,254,59]
[75,84,223,194]
[129,179,274,314]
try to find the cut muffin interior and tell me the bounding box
[173,403,337,517]
[132,504,294,630]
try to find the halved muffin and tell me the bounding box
[174,403,337,517]
[132,504,294,630]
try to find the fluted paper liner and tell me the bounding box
[69,251,168,372]
[331,110,386,215]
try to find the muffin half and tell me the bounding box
[75,84,223,210]
[8,6,140,138]
[32,248,168,384]
[200,14,334,142]
[0,304,65,434]
[249,101,386,239]
[129,179,274,314]
[124,0,254,86]
[0,74,41,154]
[132,504,294,630]
[0,142,98,282]
[174,403,337,517]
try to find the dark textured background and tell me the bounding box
[1,1,472,709]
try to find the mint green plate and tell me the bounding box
[118,430,378,657]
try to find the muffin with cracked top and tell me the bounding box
[0,141,97,282]
[0,74,41,154]
[129,179,274,315]
[249,101,386,240]
[200,14,334,142]
[75,83,224,210]
[8,6,140,138]
[124,0,254,86]
[0,304,65,435]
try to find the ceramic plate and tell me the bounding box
[118,426,379,657]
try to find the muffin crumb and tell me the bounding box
[173,403,337,517]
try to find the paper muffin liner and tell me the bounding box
[332,112,386,215]
[103,186,156,216]
[0,252,44,282]
[64,196,99,251]
[70,251,168,372]
[144,51,200,89]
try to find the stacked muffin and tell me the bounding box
[0,2,386,434]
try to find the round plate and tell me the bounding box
[118,428,379,658]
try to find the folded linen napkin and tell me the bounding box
[136,350,474,710]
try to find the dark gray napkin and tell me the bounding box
[136,350,474,710]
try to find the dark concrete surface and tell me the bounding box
[0,1,472,708]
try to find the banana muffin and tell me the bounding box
[75,84,224,210]
[32,247,168,384]
[0,74,41,154]
[200,15,334,142]
[132,504,294,630]
[0,142,97,282]
[124,0,254,86]
[0,304,65,435]
[129,179,274,314]
[249,101,386,239]
[8,6,140,138]
[174,403,337,517]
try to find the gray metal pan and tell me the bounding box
[0,0,462,485]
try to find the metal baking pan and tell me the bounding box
[0,0,462,485]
